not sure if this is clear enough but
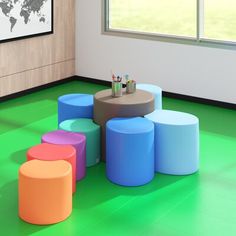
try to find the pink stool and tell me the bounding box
[41,130,86,181]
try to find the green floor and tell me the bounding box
[0,81,236,236]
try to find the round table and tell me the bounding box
[94,89,155,161]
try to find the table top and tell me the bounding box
[93,88,155,161]
[94,89,154,106]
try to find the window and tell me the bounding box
[204,0,236,42]
[104,0,236,46]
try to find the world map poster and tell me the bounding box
[0,0,53,43]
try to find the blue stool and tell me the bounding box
[145,110,199,175]
[136,84,162,109]
[58,94,93,124]
[106,117,154,186]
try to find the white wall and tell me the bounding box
[76,0,236,104]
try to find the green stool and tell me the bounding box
[59,119,101,167]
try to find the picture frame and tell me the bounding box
[0,0,54,44]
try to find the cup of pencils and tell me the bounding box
[125,75,136,94]
[111,74,123,97]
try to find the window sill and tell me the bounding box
[102,28,236,51]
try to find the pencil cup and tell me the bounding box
[112,82,123,97]
[126,81,136,94]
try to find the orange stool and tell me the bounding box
[27,143,76,193]
[19,160,72,225]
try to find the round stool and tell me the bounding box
[41,130,86,181]
[58,93,93,124]
[136,83,162,109]
[106,117,154,186]
[27,143,76,193]
[59,118,101,167]
[19,160,72,225]
[145,110,199,175]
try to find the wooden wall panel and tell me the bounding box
[0,0,75,97]
[0,60,75,97]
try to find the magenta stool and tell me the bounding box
[41,130,86,181]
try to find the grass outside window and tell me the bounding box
[106,0,236,46]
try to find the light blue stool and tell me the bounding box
[58,94,93,124]
[106,117,154,186]
[136,83,162,109]
[145,110,199,175]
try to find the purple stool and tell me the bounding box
[41,130,86,181]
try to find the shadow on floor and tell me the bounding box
[73,163,194,210]
[0,81,108,135]
[10,149,28,165]
[0,180,50,235]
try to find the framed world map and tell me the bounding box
[0,0,53,43]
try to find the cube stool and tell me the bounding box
[137,83,162,109]
[58,93,93,124]
[145,110,199,175]
[19,160,72,225]
[42,130,86,181]
[106,117,154,186]
[27,143,76,193]
[59,118,101,167]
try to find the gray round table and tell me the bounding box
[94,89,155,161]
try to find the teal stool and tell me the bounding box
[137,84,162,109]
[145,110,199,175]
[59,119,101,167]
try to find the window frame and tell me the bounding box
[102,0,236,50]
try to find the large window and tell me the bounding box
[104,0,236,46]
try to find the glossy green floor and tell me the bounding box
[0,81,236,236]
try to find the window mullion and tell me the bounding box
[197,0,204,41]
[104,0,109,31]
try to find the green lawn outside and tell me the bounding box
[110,0,236,41]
